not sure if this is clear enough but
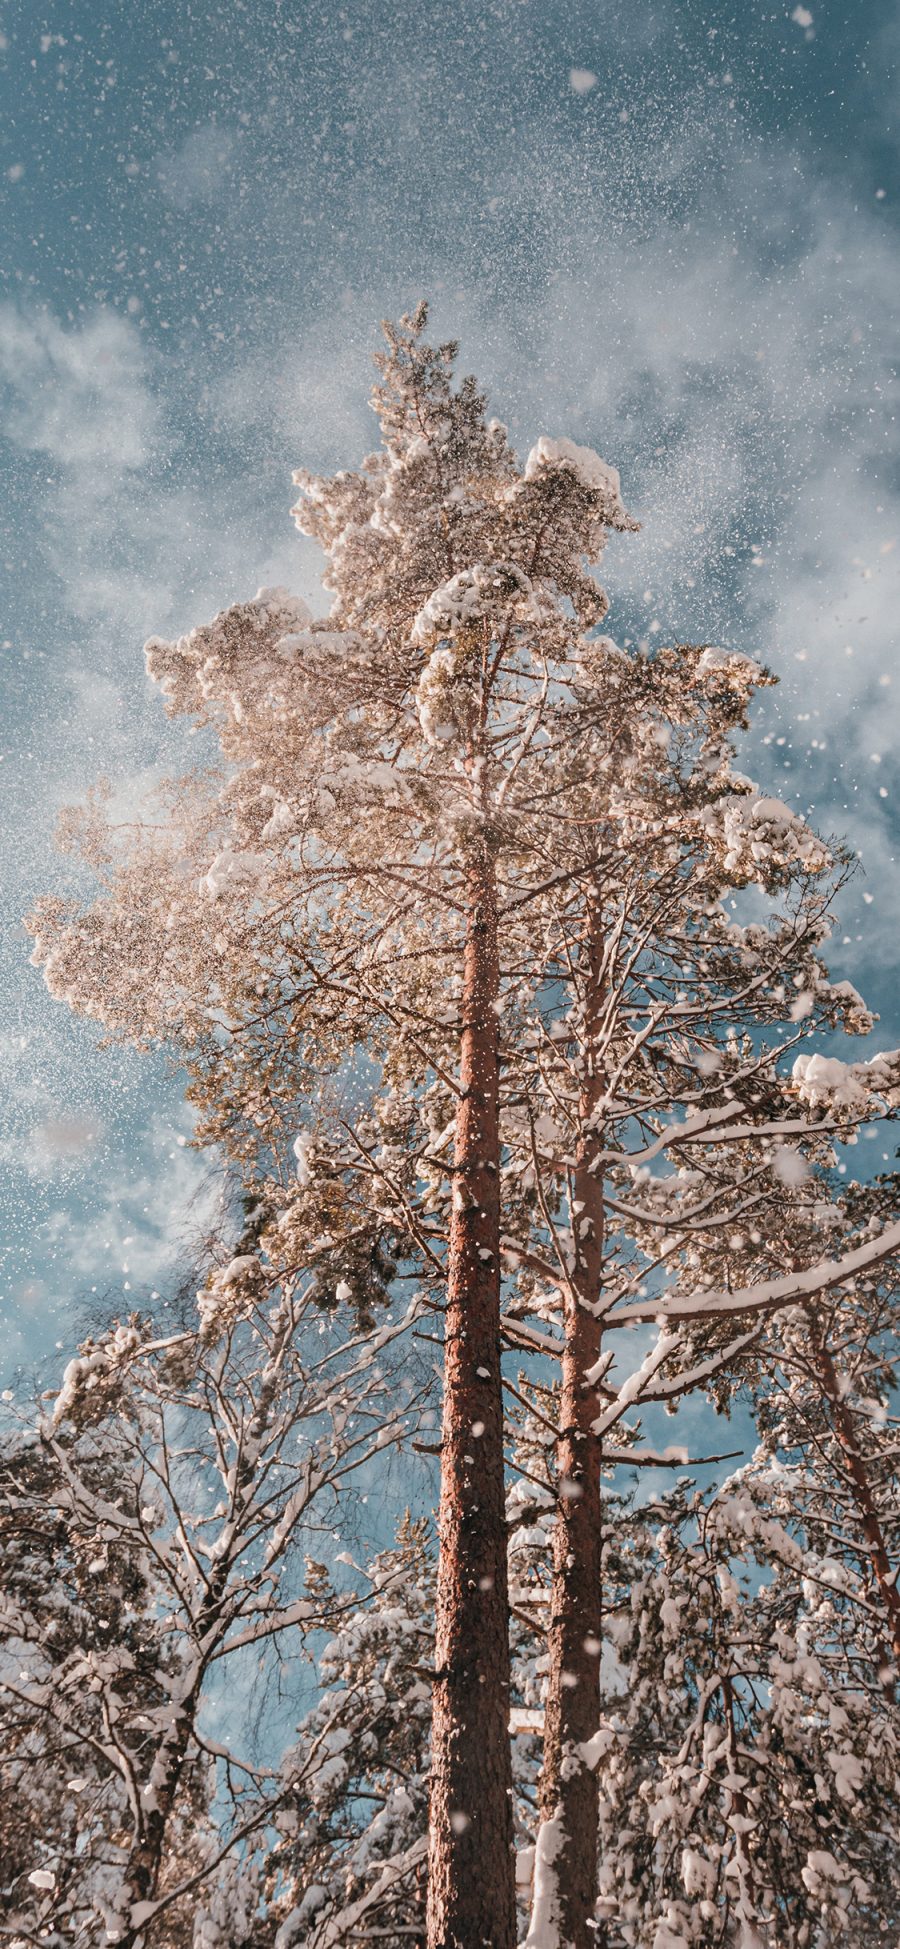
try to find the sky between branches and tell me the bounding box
[1,0,898,1373]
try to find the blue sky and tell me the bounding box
[2,0,899,1377]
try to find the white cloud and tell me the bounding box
[1,1111,226,1378]
[0,305,159,473]
[27,1115,105,1171]
[0,302,316,642]
[207,308,377,465]
[157,124,236,209]
[37,1117,224,1287]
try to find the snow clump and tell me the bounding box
[698,791,832,884]
[524,435,627,518]
[791,1049,900,1118]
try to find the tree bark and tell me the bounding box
[113,1688,199,1948]
[427,842,516,1949]
[529,905,606,1949]
[112,1572,230,1947]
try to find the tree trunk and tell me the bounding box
[427,842,516,1949]
[529,906,605,1949]
[112,1529,247,1945]
[112,1683,201,1947]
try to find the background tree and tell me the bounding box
[1,1260,416,1948]
[266,1517,433,1948]
[1,1420,210,1948]
[592,1467,900,1949]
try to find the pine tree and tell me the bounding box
[471,638,900,1946]
[263,1411,900,1948]
[27,305,639,1948]
[26,306,900,1945]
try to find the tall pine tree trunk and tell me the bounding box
[427,840,516,1949]
[529,906,606,1949]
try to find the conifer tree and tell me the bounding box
[26,307,900,1946]
[457,635,900,1947]
[28,305,639,1948]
